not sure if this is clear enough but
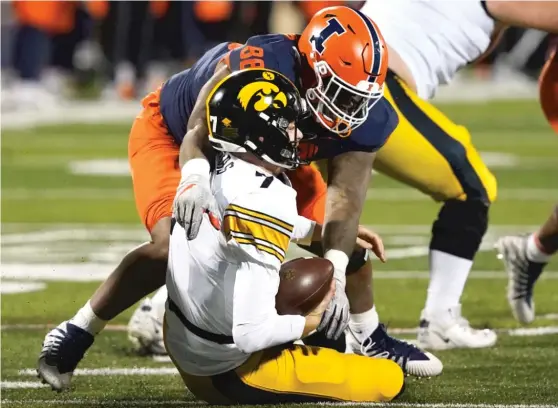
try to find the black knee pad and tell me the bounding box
[297,243,368,275]
[430,199,489,260]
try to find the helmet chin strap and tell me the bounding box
[316,109,351,137]
[330,117,352,137]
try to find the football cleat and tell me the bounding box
[37,321,94,391]
[417,305,497,350]
[347,324,443,377]
[127,298,166,355]
[495,235,546,324]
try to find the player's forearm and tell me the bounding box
[322,152,374,270]
[486,1,558,33]
[179,63,231,168]
[178,123,211,168]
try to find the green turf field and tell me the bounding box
[2,100,558,407]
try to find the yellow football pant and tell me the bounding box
[170,344,404,404]
[376,72,497,203]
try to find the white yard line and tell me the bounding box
[18,368,178,376]
[2,188,132,200]
[2,323,128,331]
[1,101,141,131]
[0,282,46,294]
[0,228,147,245]
[0,381,48,389]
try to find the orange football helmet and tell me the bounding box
[299,6,388,135]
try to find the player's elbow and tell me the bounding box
[232,324,266,354]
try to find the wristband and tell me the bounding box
[324,249,349,283]
[181,158,210,180]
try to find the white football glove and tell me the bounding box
[173,158,218,240]
[317,250,350,340]
[317,278,349,340]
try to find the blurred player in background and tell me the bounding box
[496,40,558,324]
[37,6,442,392]
[6,1,88,109]
[359,0,558,350]
[165,68,404,404]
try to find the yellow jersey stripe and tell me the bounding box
[224,215,290,251]
[224,218,289,253]
[234,237,285,263]
[228,230,286,258]
[227,204,294,232]
[224,209,293,236]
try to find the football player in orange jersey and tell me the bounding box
[38,6,442,393]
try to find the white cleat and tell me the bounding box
[418,305,497,350]
[127,298,166,355]
[495,235,545,325]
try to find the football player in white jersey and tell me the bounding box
[165,68,405,404]
[358,0,558,349]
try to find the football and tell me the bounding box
[275,257,334,316]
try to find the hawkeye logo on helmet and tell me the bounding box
[238,78,287,113]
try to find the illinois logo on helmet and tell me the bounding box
[299,6,388,136]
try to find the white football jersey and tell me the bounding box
[361,0,496,99]
[165,154,313,376]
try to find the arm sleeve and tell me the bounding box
[232,260,305,354]
[224,190,305,354]
[292,215,316,246]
